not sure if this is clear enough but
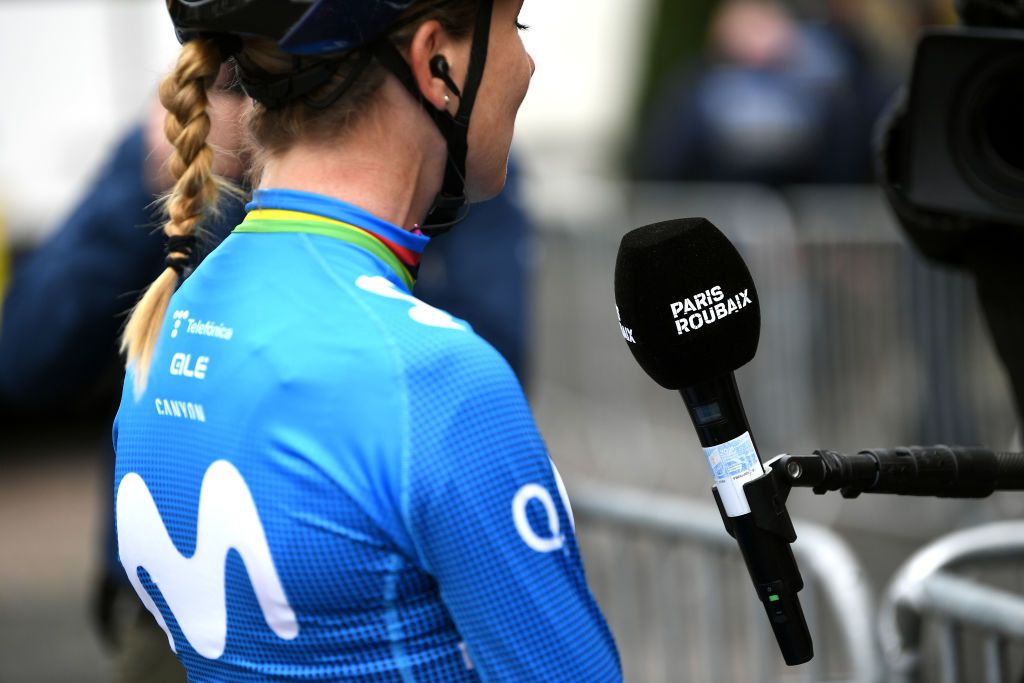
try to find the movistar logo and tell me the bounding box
[356,275,466,330]
[512,462,575,553]
[116,460,298,659]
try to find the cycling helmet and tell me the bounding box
[166,0,495,233]
[168,0,418,53]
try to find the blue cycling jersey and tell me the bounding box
[113,189,621,682]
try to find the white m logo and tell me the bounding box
[116,460,299,659]
[355,275,466,330]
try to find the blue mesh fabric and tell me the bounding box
[402,336,621,681]
[113,196,621,682]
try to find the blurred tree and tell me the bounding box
[627,0,720,171]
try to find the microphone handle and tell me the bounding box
[779,446,1024,497]
[681,374,814,665]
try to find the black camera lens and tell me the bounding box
[982,73,1024,173]
[900,29,1024,226]
[955,56,1024,209]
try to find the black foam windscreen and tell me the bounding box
[614,218,761,389]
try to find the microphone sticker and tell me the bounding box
[703,432,764,516]
[670,285,753,335]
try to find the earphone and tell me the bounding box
[429,55,462,99]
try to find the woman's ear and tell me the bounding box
[408,19,463,111]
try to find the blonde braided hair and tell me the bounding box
[121,38,226,394]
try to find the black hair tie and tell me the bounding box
[165,235,198,276]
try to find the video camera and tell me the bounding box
[879,0,1024,254]
[877,0,1024,422]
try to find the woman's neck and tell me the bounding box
[257,79,447,231]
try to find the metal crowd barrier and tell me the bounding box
[880,521,1024,683]
[571,480,884,683]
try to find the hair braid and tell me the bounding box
[121,39,225,395]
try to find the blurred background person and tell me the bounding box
[633,0,892,184]
[0,72,247,419]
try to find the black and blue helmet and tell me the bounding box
[166,0,494,233]
[168,0,419,54]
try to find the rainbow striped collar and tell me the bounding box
[237,189,429,291]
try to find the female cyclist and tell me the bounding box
[112,0,621,680]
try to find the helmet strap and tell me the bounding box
[369,0,494,237]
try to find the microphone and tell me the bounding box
[614,218,813,666]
